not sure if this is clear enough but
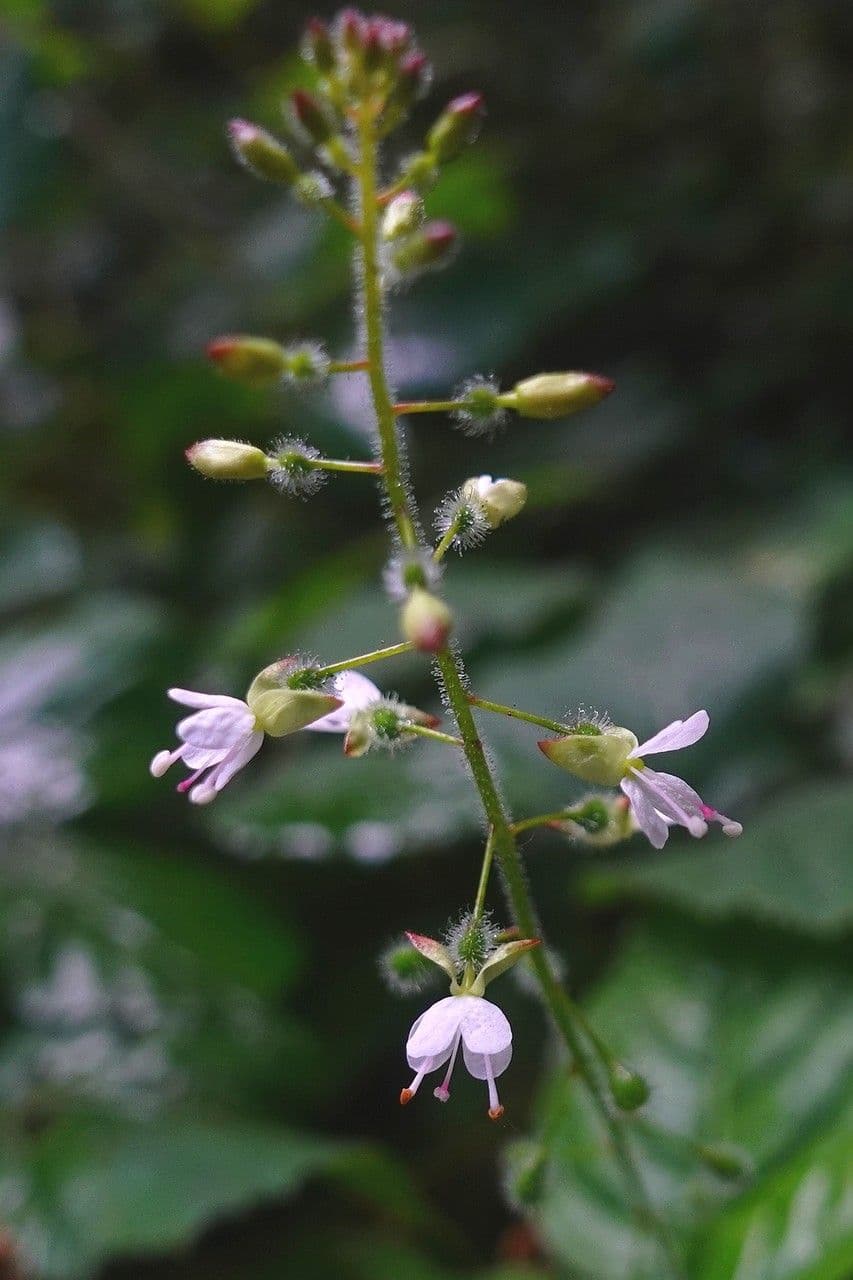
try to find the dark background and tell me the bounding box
[1,3,851,1278]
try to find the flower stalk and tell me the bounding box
[350,92,684,1280]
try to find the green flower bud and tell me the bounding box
[228,120,299,184]
[302,18,335,75]
[390,220,458,276]
[399,150,440,193]
[291,89,335,145]
[461,475,527,528]
[207,335,289,387]
[505,372,615,420]
[246,661,342,737]
[538,726,639,786]
[185,439,270,481]
[549,794,635,848]
[608,1061,650,1111]
[400,588,453,652]
[427,92,485,163]
[381,190,424,241]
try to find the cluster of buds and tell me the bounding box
[303,11,432,127]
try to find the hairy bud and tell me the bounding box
[267,436,327,499]
[302,18,335,74]
[291,89,335,145]
[185,439,270,481]
[427,92,485,162]
[400,588,453,652]
[451,375,507,437]
[505,372,615,420]
[390,220,458,277]
[228,120,299,184]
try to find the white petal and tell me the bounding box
[462,1041,513,1081]
[305,670,382,733]
[176,705,255,751]
[406,996,465,1067]
[168,688,250,711]
[621,776,670,848]
[633,768,707,837]
[210,731,264,790]
[458,996,512,1055]
[631,710,709,757]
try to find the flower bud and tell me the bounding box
[185,439,270,481]
[302,18,335,74]
[390,220,458,276]
[291,89,335,145]
[538,725,639,786]
[381,190,424,241]
[427,92,485,162]
[505,372,615,420]
[207,335,289,387]
[343,709,374,758]
[228,120,299,185]
[246,661,342,737]
[399,149,440,193]
[462,475,527,528]
[294,170,334,207]
[400,588,453,652]
[697,1143,754,1182]
[549,794,634,848]
[608,1062,650,1111]
[337,8,367,52]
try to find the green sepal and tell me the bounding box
[538,727,638,786]
[469,937,540,995]
[404,932,457,982]
[246,661,342,737]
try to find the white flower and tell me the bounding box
[150,689,264,805]
[401,994,512,1119]
[303,670,381,732]
[620,710,743,849]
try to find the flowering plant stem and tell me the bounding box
[466,692,571,736]
[313,641,414,679]
[393,399,464,415]
[352,103,683,1280]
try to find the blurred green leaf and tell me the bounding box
[518,920,853,1279]
[583,781,853,935]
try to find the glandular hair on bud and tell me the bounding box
[451,375,507,438]
[427,92,485,163]
[507,372,615,420]
[400,588,453,652]
[381,190,424,241]
[228,120,299,185]
[207,335,289,387]
[185,439,270,481]
[445,912,497,975]
[268,436,327,499]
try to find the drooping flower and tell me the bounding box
[149,689,265,806]
[304,670,382,732]
[402,994,512,1119]
[538,709,742,850]
[400,928,539,1118]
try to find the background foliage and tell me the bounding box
[1,1,851,1277]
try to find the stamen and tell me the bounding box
[701,805,743,838]
[177,766,207,794]
[433,1032,460,1102]
[400,1060,430,1104]
[485,1053,503,1119]
[150,747,182,777]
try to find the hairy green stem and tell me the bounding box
[467,692,570,736]
[353,107,683,1280]
[402,723,463,748]
[314,641,414,679]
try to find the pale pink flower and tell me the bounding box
[401,994,512,1119]
[620,710,743,849]
[150,689,263,805]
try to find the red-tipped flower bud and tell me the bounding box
[391,220,458,276]
[303,18,335,74]
[427,92,485,163]
[400,588,453,653]
[337,8,367,51]
[504,372,615,420]
[291,89,335,145]
[207,335,289,387]
[228,120,299,185]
